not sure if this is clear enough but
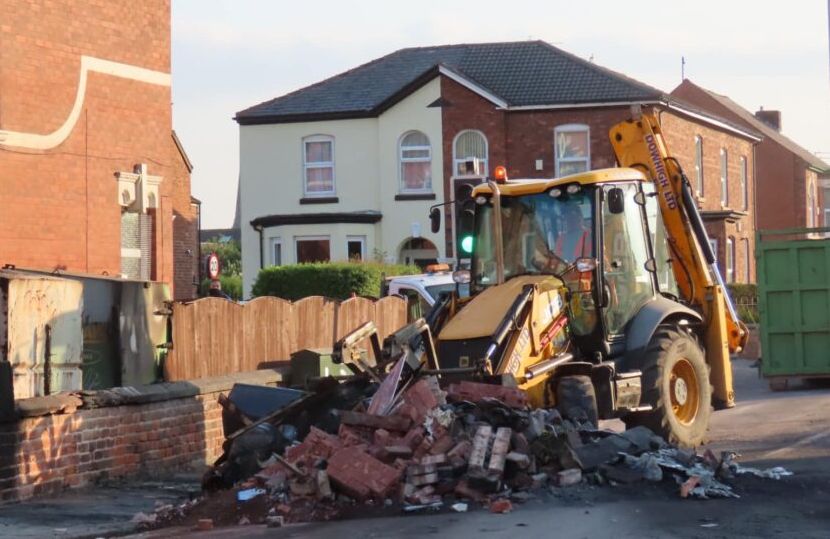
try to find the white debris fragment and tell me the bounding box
[451,502,468,512]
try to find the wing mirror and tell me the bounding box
[429,207,441,233]
[608,187,625,214]
[429,208,441,234]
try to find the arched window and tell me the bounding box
[399,131,432,192]
[453,130,488,176]
[303,135,335,196]
[554,124,590,176]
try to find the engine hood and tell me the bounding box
[438,275,562,341]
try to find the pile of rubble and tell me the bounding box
[134,370,792,530]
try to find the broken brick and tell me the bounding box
[401,378,440,424]
[373,428,391,447]
[489,498,513,514]
[487,427,512,474]
[285,426,342,465]
[506,451,531,469]
[340,410,412,432]
[409,472,439,487]
[553,468,582,487]
[403,427,425,450]
[469,425,493,470]
[429,434,455,456]
[446,381,529,408]
[420,453,447,466]
[680,475,701,498]
[327,446,401,500]
[408,463,437,477]
[197,519,214,531]
[448,440,472,461]
[338,424,372,447]
[385,445,413,459]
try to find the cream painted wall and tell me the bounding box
[240,78,445,297]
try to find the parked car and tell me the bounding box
[382,265,463,320]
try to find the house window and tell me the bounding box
[399,131,432,192]
[346,236,366,261]
[726,236,735,283]
[720,148,728,206]
[740,156,748,210]
[269,237,282,266]
[742,238,751,283]
[295,236,330,263]
[303,135,335,196]
[453,130,488,176]
[709,238,718,260]
[694,136,704,196]
[808,181,817,227]
[554,124,590,176]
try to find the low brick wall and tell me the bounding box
[0,370,284,503]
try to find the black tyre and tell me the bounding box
[623,324,712,447]
[556,375,599,427]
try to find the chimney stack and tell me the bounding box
[755,107,781,131]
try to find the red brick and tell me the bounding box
[326,447,400,501]
[446,381,529,408]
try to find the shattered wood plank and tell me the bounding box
[469,425,493,471]
[339,410,412,431]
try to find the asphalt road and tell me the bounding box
[132,359,830,539]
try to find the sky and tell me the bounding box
[172,0,830,229]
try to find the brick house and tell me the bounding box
[237,41,760,296]
[672,79,829,232]
[0,0,199,300]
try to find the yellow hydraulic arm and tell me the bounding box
[609,109,747,408]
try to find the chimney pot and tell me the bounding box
[755,109,781,131]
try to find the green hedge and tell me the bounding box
[252,262,420,300]
[200,274,243,300]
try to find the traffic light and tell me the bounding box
[453,179,478,258]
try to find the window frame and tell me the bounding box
[346,235,367,261]
[742,237,751,283]
[726,236,735,283]
[452,129,489,177]
[399,131,433,193]
[740,156,748,210]
[694,135,704,197]
[554,124,591,177]
[720,148,728,207]
[302,135,336,197]
[269,236,283,266]
[294,235,331,263]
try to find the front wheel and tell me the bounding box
[623,325,712,447]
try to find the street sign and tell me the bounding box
[207,252,221,280]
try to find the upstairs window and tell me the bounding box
[726,236,735,283]
[303,135,335,196]
[554,124,590,176]
[400,131,432,192]
[740,156,748,210]
[694,136,704,196]
[453,130,488,176]
[720,148,728,206]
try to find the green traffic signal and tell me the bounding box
[460,235,474,254]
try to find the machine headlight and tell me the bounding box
[566,184,582,194]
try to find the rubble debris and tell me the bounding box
[489,498,513,514]
[169,369,794,530]
[197,518,214,531]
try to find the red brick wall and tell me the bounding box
[660,111,756,283]
[170,137,198,300]
[671,81,809,232]
[0,392,223,502]
[0,0,188,295]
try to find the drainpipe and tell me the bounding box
[487,180,505,284]
[252,223,264,270]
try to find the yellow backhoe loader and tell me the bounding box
[339,109,747,447]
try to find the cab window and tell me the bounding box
[398,287,430,322]
[642,183,680,296]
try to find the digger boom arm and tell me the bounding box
[610,110,747,407]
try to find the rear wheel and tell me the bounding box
[623,325,712,447]
[556,375,599,427]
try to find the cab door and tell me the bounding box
[601,183,657,336]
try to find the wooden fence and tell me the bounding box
[163,295,408,381]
